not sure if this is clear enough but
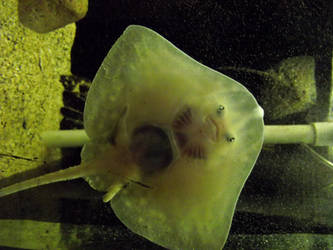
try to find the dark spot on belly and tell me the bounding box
[130,125,173,174]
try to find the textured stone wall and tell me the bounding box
[0,0,75,178]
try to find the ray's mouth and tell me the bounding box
[207,115,220,142]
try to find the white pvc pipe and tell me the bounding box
[40,122,333,147]
[40,130,89,147]
[263,125,315,145]
[264,122,333,146]
[311,122,333,146]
